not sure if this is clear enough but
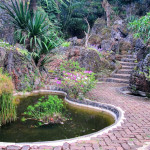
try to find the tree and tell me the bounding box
[29,0,37,15]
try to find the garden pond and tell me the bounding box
[0,93,115,142]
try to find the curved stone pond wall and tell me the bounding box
[0,89,125,147]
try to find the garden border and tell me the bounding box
[0,89,125,147]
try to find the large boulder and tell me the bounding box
[0,43,45,91]
[90,17,133,54]
[134,39,148,61]
[67,46,115,73]
[91,18,106,35]
[130,53,150,96]
[0,0,14,44]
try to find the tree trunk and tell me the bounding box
[102,0,112,27]
[29,0,37,15]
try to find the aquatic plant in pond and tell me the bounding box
[24,95,66,125]
[0,69,16,126]
[56,70,97,99]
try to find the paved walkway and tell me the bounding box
[1,82,150,150]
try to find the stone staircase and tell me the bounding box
[99,55,137,84]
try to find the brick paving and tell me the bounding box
[2,82,150,150]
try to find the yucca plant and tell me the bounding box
[19,11,50,51]
[32,33,63,69]
[0,0,30,30]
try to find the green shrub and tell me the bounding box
[24,95,65,125]
[56,70,97,99]
[59,60,85,73]
[128,12,150,43]
[0,0,30,30]
[0,69,16,126]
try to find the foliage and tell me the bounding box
[0,0,30,30]
[128,12,150,43]
[16,10,51,51]
[0,68,16,126]
[56,70,97,99]
[0,40,13,50]
[59,60,85,74]
[61,42,71,47]
[1,0,63,69]
[24,95,64,125]
[39,0,104,38]
[145,68,150,81]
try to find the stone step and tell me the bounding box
[99,78,129,84]
[122,55,136,59]
[112,73,130,79]
[117,69,132,74]
[122,65,135,69]
[119,61,137,67]
[121,58,137,63]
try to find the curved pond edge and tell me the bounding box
[0,89,125,147]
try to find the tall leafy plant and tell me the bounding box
[0,69,16,126]
[0,0,30,30]
[128,12,150,43]
[19,11,50,51]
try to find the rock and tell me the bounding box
[89,34,102,46]
[101,27,112,40]
[135,38,146,50]
[0,44,46,91]
[112,19,128,40]
[67,37,84,46]
[63,142,70,149]
[119,40,132,55]
[6,145,21,150]
[21,145,30,150]
[135,39,147,61]
[38,146,53,150]
[101,39,119,52]
[53,146,62,150]
[0,47,6,67]
[0,0,14,44]
[67,46,115,73]
[91,18,106,34]
[130,53,150,95]
[101,39,112,51]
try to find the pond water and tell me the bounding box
[0,93,115,142]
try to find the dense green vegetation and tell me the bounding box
[0,69,16,126]
[24,95,65,125]
[128,12,150,43]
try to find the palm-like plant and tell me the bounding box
[19,11,50,51]
[32,33,63,69]
[0,0,30,30]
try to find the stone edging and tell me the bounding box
[118,86,149,99]
[0,89,125,147]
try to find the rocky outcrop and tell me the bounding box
[67,46,115,73]
[89,17,134,54]
[134,38,148,61]
[0,45,46,91]
[0,0,14,44]
[130,53,150,96]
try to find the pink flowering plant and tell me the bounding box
[56,70,97,99]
